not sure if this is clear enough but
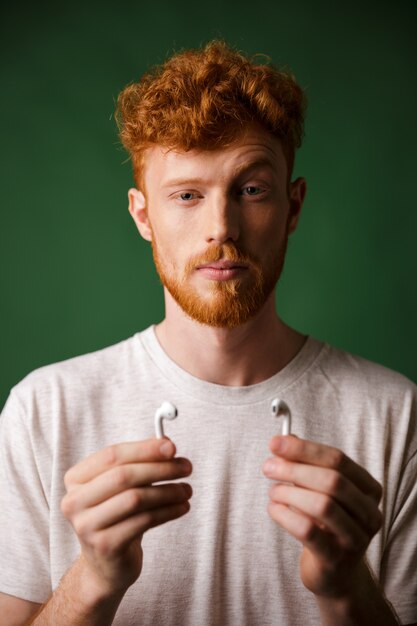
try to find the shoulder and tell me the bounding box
[15,335,135,392]
[4,328,154,417]
[314,341,417,401]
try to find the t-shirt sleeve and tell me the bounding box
[380,451,417,624]
[379,393,417,624]
[0,390,52,603]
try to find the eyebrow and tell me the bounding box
[161,158,277,189]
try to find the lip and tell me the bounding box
[196,261,248,281]
[196,260,248,270]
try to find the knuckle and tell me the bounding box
[279,459,294,481]
[63,468,74,489]
[177,483,188,497]
[155,460,177,480]
[268,484,278,501]
[326,470,344,495]
[267,501,276,518]
[288,463,297,482]
[298,439,307,454]
[328,448,345,470]
[316,494,334,519]
[299,518,317,543]
[291,438,305,456]
[103,444,119,468]
[73,515,89,538]
[154,461,167,477]
[374,481,383,503]
[139,511,153,532]
[112,465,130,490]
[125,489,143,510]
[270,483,287,503]
[371,508,383,533]
[92,532,113,557]
[60,494,75,517]
[340,535,359,552]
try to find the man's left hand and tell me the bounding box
[262,435,383,598]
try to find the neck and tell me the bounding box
[154,290,307,386]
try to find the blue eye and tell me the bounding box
[241,186,262,196]
[179,192,195,201]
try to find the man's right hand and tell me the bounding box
[60,438,192,598]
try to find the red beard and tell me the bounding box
[151,236,288,328]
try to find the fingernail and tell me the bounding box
[160,440,175,457]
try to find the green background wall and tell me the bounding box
[1,0,416,410]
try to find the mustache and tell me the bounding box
[184,243,260,273]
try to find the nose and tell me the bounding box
[205,193,240,244]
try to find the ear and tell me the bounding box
[128,188,152,241]
[287,177,306,234]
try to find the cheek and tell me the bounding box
[153,232,188,273]
[243,209,286,247]
[149,203,195,244]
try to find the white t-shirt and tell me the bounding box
[0,326,416,625]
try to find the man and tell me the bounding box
[0,41,416,625]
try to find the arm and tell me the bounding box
[0,593,43,626]
[314,561,400,626]
[22,437,192,626]
[27,556,125,625]
[263,435,400,626]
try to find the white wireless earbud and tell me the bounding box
[154,401,178,438]
[271,398,292,436]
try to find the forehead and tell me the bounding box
[142,126,287,188]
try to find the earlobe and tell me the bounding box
[288,177,307,234]
[128,188,152,241]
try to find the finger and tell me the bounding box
[269,483,370,550]
[72,483,192,533]
[64,438,177,487]
[267,501,342,562]
[91,502,191,556]
[269,436,382,502]
[62,458,192,511]
[263,457,383,535]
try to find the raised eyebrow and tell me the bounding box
[162,159,277,190]
[162,176,206,189]
[233,158,277,179]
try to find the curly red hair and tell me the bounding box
[116,40,306,186]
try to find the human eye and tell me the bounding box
[241,186,263,196]
[179,192,198,201]
[239,184,269,199]
[171,190,202,204]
